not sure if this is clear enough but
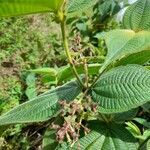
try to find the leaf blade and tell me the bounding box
[42,129,58,150]
[123,0,150,31]
[99,30,150,74]
[0,0,64,17]
[92,65,150,113]
[58,64,101,83]
[0,80,81,125]
[67,0,98,14]
[72,121,138,150]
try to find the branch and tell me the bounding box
[60,20,85,88]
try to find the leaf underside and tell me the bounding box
[0,80,81,125]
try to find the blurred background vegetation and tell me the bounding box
[0,14,67,149]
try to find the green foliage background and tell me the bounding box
[0,14,66,149]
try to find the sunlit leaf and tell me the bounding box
[92,65,150,113]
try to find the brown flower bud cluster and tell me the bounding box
[51,99,98,145]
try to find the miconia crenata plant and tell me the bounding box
[0,0,150,149]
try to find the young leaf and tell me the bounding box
[123,0,150,31]
[99,30,150,74]
[72,121,138,150]
[91,65,150,113]
[126,122,142,138]
[0,0,64,17]
[0,80,81,125]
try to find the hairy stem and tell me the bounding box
[60,20,85,88]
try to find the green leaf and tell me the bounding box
[29,64,101,84]
[0,80,81,125]
[126,122,142,138]
[0,0,64,17]
[58,64,101,83]
[141,130,150,141]
[25,73,37,99]
[114,50,150,67]
[42,129,58,150]
[123,0,150,31]
[98,0,120,20]
[140,138,150,150]
[113,108,138,123]
[72,121,138,150]
[142,102,150,113]
[99,30,150,74]
[30,68,58,84]
[134,118,150,129]
[67,0,98,14]
[91,65,150,113]
[55,142,68,150]
[30,68,57,76]
[98,108,138,123]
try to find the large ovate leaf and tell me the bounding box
[0,80,81,125]
[92,65,150,113]
[0,0,64,17]
[99,30,150,74]
[71,121,138,150]
[67,0,98,14]
[123,0,150,31]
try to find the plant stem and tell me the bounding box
[83,59,88,88]
[90,66,106,88]
[60,20,85,88]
